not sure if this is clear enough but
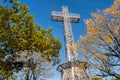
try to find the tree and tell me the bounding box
[0,0,61,79]
[78,0,120,79]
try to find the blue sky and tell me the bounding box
[1,0,114,80]
[19,0,114,80]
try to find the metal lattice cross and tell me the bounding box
[51,6,80,61]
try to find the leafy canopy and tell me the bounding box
[78,0,120,79]
[0,0,61,79]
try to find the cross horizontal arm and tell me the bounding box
[69,13,80,23]
[69,13,80,18]
[51,11,63,21]
[51,11,80,23]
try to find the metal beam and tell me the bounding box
[51,6,80,61]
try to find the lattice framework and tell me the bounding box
[51,6,80,61]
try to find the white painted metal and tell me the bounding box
[51,6,80,62]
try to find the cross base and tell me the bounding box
[57,60,90,80]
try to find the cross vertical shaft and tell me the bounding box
[62,6,74,61]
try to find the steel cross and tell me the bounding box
[51,6,80,61]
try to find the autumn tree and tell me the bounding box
[0,0,61,79]
[78,0,120,79]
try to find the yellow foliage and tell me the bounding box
[68,42,78,53]
[78,0,120,79]
[105,0,120,18]
[111,0,120,9]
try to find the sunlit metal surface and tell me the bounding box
[51,6,80,61]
